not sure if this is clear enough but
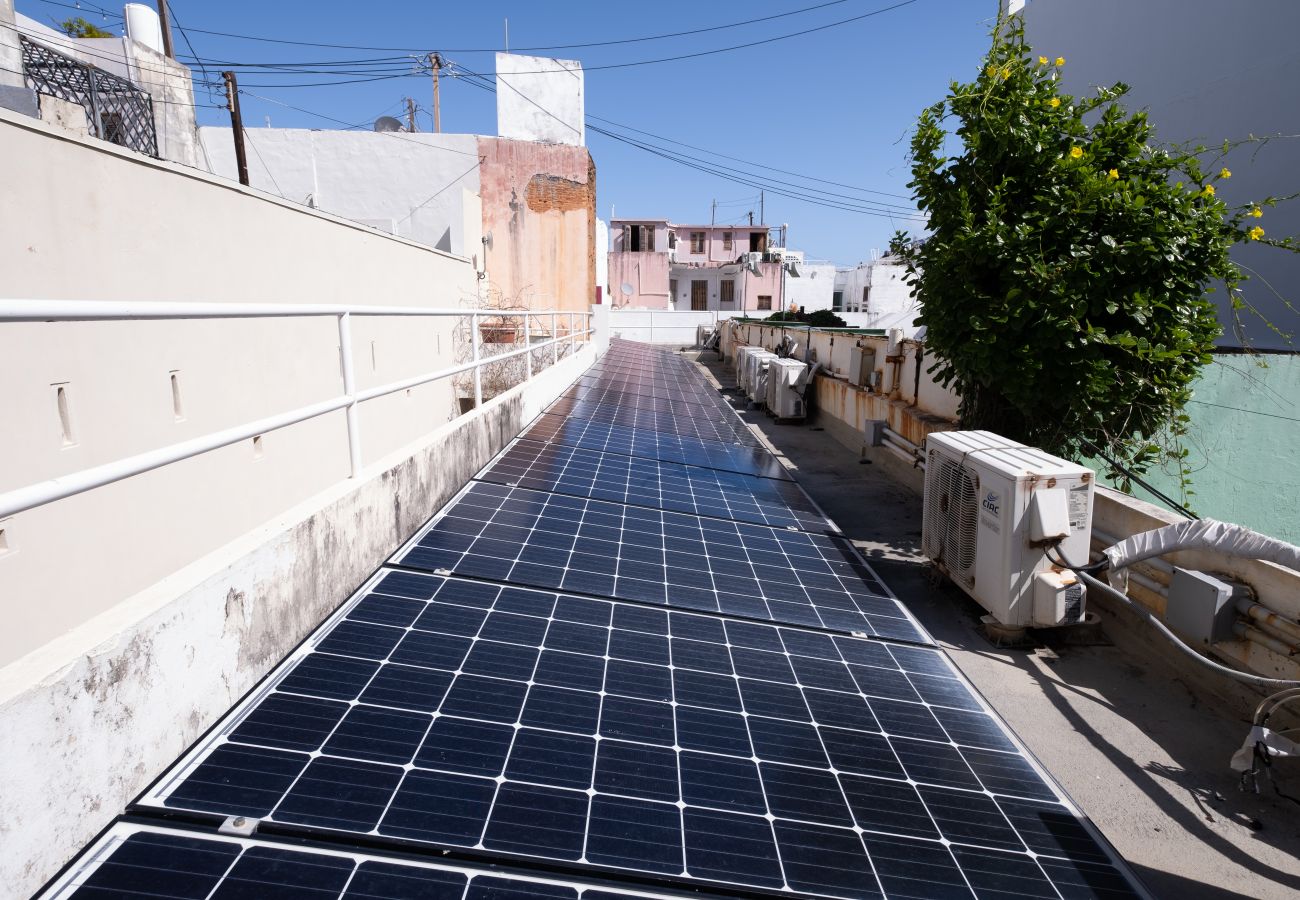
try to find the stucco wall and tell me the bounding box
[669,262,783,313]
[609,250,671,308]
[199,127,483,255]
[479,136,595,312]
[784,262,836,312]
[495,52,584,146]
[0,108,482,666]
[1022,0,1300,349]
[0,345,598,900]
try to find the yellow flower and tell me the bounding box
[1000,66,1012,80]
[1048,97,1061,108]
[1250,206,1263,218]
[1055,56,1066,66]
[1248,226,1265,240]
[1201,184,1216,198]
[1219,167,1232,179]
[1039,56,1049,65]
[1107,169,1120,181]
[986,65,998,77]
[1069,146,1084,159]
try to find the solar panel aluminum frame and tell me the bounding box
[386,478,928,643]
[36,821,727,900]
[128,568,1152,900]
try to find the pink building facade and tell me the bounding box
[608,220,785,313]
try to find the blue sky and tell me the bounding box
[22,0,998,264]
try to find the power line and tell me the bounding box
[241,127,287,198]
[90,0,863,54]
[1189,399,1300,424]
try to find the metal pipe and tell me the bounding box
[0,395,350,520]
[1235,622,1298,659]
[0,301,584,322]
[1238,599,1300,646]
[882,426,920,453]
[336,313,361,478]
[882,440,924,470]
[470,311,482,409]
[1079,571,1300,688]
[883,433,919,460]
[0,323,589,518]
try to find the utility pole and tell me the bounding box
[221,71,249,187]
[155,1,174,59]
[711,199,716,227]
[428,53,442,133]
[405,97,417,133]
[760,190,765,225]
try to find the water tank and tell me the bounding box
[124,4,165,55]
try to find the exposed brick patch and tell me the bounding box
[525,173,592,213]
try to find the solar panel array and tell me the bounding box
[43,339,1148,900]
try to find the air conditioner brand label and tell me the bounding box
[980,489,1001,534]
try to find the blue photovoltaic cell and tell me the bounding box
[391,481,923,643]
[544,395,761,448]
[42,824,692,900]
[136,570,1143,900]
[524,412,791,482]
[479,438,832,533]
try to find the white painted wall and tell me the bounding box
[199,127,483,256]
[496,52,584,146]
[785,261,836,312]
[1021,0,1300,349]
[835,259,920,333]
[0,108,482,668]
[595,217,609,302]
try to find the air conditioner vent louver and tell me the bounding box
[923,452,978,587]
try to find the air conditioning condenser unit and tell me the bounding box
[922,430,1094,628]
[766,358,809,419]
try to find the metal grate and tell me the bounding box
[922,451,979,588]
[20,36,158,158]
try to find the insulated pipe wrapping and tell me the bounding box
[1103,518,1300,590]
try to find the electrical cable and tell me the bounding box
[81,0,867,55]
[1079,571,1300,689]
[241,127,286,198]
[1080,438,1199,521]
[1189,399,1300,425]
[1044,542,1108,575]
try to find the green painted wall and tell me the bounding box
[1098,353,1300,544]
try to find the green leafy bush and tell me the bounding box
[891,18,1295,492]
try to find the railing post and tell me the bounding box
[569,311,576,353]
[524,313,532,380]
[337,312,362,477]
[552,312,559,365]
[471,311,483,408]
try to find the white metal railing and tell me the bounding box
[0,300,594,519]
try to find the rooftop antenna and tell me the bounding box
[504,18,509,53]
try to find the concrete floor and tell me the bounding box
[691,352,1300,900]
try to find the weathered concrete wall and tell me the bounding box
[0,344,597,899]
[834,259,919,332]
[609,250,671,308]
[784,262,836,312]
[199,127,483,255]
[495,52,584,146]
[479,136,595,312]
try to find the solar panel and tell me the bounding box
[524,413,791,482]
[41,823,702,900]
[390,481,924,642]
[561,383,733,418]
[544,396,761,448]
[134,570,1145,900]
[480,438,834,534]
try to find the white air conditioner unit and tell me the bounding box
[922,430,1094,628]
[766,358,808,419]
[734,346,760,395]
[746,351,778,405]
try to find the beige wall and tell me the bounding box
[0,108,484,667]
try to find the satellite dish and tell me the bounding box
[374,116,405,133]
[620,282,634,297]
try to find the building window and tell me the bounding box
[622,225,655,252]
[669,279,678,301]
[757,294,772,311]
[723,231,733,251]
[690,231,706,254]
[832,291,843,312]
[862,286,870,309]
[749,231,767,253]
[720,280,735,304]
[691,280,708,310]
